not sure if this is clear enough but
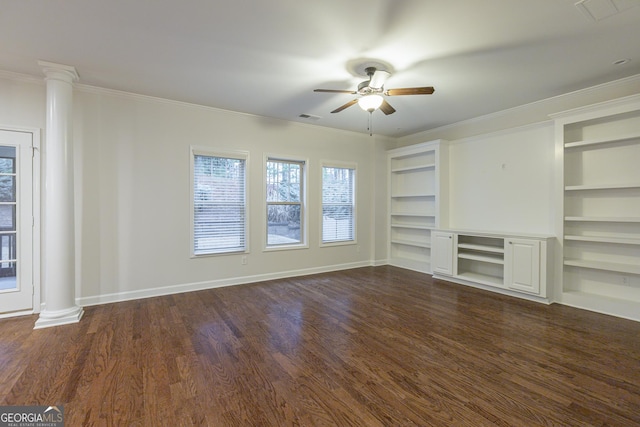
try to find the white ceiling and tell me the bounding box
[1,0,640,137]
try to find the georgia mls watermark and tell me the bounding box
[0,406,63,427]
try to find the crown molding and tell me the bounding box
[398,73,640,145]
[0,69,44,85]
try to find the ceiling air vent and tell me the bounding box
[574,0,638,21]
[298,114,322,121]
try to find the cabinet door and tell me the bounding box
[432,232,454,275]
[504,238,540,294]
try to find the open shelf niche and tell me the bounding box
[456,234,505,286]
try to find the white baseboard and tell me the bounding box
[433,274,551,305]
[0,309,35,320]
[76,261,374,307]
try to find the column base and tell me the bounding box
[34,306,84,329]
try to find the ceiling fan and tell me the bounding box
[314,66,434,115]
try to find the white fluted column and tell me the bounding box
[35,61,83,329]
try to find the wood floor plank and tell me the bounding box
[1,266,639,426]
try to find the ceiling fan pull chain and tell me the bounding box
[368,111,373,136]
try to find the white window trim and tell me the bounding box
[263,153,309,252]
[190,146,250,258]
[320,160,357,248]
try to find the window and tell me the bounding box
[266,158,305,247]
[191,149,247,255]
[322,164,355,243]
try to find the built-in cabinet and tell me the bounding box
[431,231,454,276]
[504,238,541,295]
[433,230,553,302]
[552,94,640,321]
[387,140,448,273]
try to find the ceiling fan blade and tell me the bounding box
[368,70,391,90]
[385,87,435,96]
[331,99,359,113]
[379,99,396,115]
[314,89,357,94]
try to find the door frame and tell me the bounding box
[0,124,41,318]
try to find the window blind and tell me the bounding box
[322,166,355,242]
[193,154,246,255]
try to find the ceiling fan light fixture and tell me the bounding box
[358,94,383,112]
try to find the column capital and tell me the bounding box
[38,60,79,83]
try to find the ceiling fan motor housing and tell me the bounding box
[358,80,382,95]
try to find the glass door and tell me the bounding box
[0,130,34,315]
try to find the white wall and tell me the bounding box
[447,123,554,233]
[0,73,45,129]
[0,72,394,306]
[72,88,395,304]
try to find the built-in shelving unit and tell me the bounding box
[552,94,640,321]
[387,140,448,273]
[432,229,553,302]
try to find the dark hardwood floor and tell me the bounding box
[1,266,639,426]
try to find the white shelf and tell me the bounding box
[457,272,504,287]
[564,131,640,149]
[388,258,432,274]
[565,216,640,223]
[391,164,435,173]
[565,183,640,191]
[457,243,505,254]
[564,259,640,275]
[564,235,640,245]
[391,193,435,199]
[390,212,435,218]
[390,224,434,230]
[391,239,431,249]
[560,291,640,322]
[458,252,504,265]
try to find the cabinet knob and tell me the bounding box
[508,241,512,244]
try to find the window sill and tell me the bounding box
[190,250,248,259]
[263,244,309,252]
[320,240,357,248]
